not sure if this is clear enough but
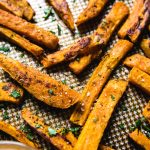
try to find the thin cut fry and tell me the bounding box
[143,101,150,123]
[76,0,108,26]
[65,132,77,147]
[0,26,43,57]
[0,9,58,49]
[124,54,150,75]
[41,2,129,69]
[70,40,133,126]
[0,53,80,109]
[49,0,74,30]
[69,2,129,74]
[118,0,150,42]
[74,79,128,150]
[21,108,73,150]
[0,82,23,104]
[0,0,24,17]
[129,129,150,150]
[129,67,150,95]
[0,121,37,148]
[141,39,150,58]
[100,145,115,150]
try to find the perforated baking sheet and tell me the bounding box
[0,0,149,149]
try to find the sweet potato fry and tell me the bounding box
[49,0,74,30]
[0,26,43,57]
[0,53,80,109]
[0,121,37,148]
[118,0,150,42]
[0,9,58,49]
[42,2,129,69]
[15,0,35,21]
[70,40,133,126]
[129,67,150,95]
[0,0,24,17]
[0,82,23,104]
[21,108,73,150]
[129,129,150,150]
[141,39,150,58]
[69,2,129,74]
[76,0,108,26]
[74,79,128,150]
[143,101,150,123]
[124,54,150,75]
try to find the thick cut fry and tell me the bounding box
[42,2,129,69]
[118,0,150,42]
[0,121,37,148]
[124,54,150,75]
[15,0,34,21]
[0,26,43,57]
[74,79,128,150]
[129,67,150,95]
[0,9,58,49]
[49,0,74,30]
[76,0,108,26]
[141,39,150,58]
[69,50,101,74]
[70,40,133,126]
[0,82,23,104]
[129,129,150,150]
[143,101,150,123]
[0,53,80,109]
[69,2,129,74]
[21,108,73,150]
[0,0,24,17]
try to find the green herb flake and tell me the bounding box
[26,133,34,141]
[70,85,74,89]
[76,58,80,62]
[61,128,69,135]
[73,0,76,3]
[20,124,30,133]
[111,95,115,101]
[69,127,80,136]
[2,111,9,120]
[93,117,99,123]
[57,24,62,36]
[119,123,125,130]
[48,127,57,136]
[48,89,54,95]
[10,90,21,99]
[43,8,54,20]
[129,126,136,132]
[35,124,41,129]
[0,46,10,52]
[50,30,56,35]
[61,79,67,85]
[20,53,24,58]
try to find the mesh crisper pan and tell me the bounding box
[0,0,149,149]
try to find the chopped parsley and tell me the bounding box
[61,79,67,85]
[73,0,76,2]
[48,89,54,95]
[2,111,9,120]
[111,95,115,101]
[57,24,62,36]
[61,128,69,135]
[70,85,75,89]
[50,30,56,35]
[48,127,57,136]
[69,127,80,136]
[0,46,10,52]
[10,90,21,99]
[76,58,80,62]
[26,133,34,141]
[35,124,41,129]
[43,8,54,20]
[119,123,125,130]
[20,53,24,58]
[20,124,30,133]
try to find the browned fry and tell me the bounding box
[65,132,77,147]
[49,0,74,30]
[143,101,150,123]
[15,0,35,21]
[128,67,150,95]
[0,82,23,104]
[0,9,58,49]
[141,39,150,58]
[76,0,108,26]
[0,121,38,148]
[118,0,150,42]
[69,2,129,74]
[74,79,128,150]
[129,129,150,150]
[22,108,73,150]
[41,2,129,69]
[99,145,115,150]
[0,0,24,17]
[0,26,43,57]
[124,54,150,75]
[0,53,80,109]
[70,40,133,126]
